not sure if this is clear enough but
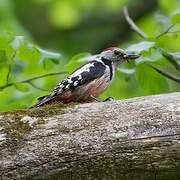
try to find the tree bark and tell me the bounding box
[0,92,180,180]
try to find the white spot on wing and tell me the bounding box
[69,63,95,78]
[59,84,64,88]
[65,84,70,89]
[67,78,73,83]
[78,75,82,80]
[73,81,78,86]
[51,61,100,96]
[58,89,63,94]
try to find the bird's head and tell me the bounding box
[100,47,140,63]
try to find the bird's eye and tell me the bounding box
[114,50,121,55]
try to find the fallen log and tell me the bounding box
[0,92,180,179]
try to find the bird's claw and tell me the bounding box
[103,96,114,102]
[91,96,114,102]
[91,96,102,102]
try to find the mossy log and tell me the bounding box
[0,92,180,180]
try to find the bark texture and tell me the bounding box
[0,92,180,180]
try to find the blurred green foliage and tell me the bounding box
[0,0,180,111]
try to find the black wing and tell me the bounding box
[29,61,106,108]
[51,60,106,96]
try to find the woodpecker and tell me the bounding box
[29,47,140,108]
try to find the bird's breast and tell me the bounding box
[74,69,113,102]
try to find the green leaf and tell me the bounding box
[145,37,157,42]
[159,49,180,69]
[1,103,28,111]
[18,45,41,63]
[11,61,28,76]
[0,36,14,58]
[136,63,168,94]
[154,12,171,25]
[117,68,136,74]
[0,36,9,49]
[10,36,25,50]
[126,41,155,54]
[49,58,59,64]
[135,51,162,64]
[37,47,61,60]
[171,9,180,24]
[14,83,30,92]
[166,52,180,60]
[66,52,90,75]
[0,67,9,86]
[72,52,91,62]
[0,50,7,68]
[27,45,61,66]
[78,54,99,62]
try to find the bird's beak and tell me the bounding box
[124,54,140,63]
[127,54,140,59]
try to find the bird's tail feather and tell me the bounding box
[29,95,54,109]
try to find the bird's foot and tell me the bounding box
[90,96,114,102]
[103,96,114,102]
[90,96,102,102]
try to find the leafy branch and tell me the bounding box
[27,81,49,92]
[156,24,175,39]
[144,62,180,83]
[157,47,180,71]
[0,71,67,91]
[6,51,16,85]
[123,6,180,83]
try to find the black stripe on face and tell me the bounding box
[101,57,113,80]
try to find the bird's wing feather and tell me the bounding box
[30,61,106,108]
[51,60,106,96]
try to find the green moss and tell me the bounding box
[0,102,80,150]
[2,102,80,118]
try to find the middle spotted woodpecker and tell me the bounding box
[30,47,140,108]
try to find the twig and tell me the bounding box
[0,71,67,91]
[27,82,49,92]
[144,62,180,83]
[156,24,175,39]
[155,47,180,71]
[162,54,180,71]
[123,6,148,39]
[20,71,67,83]
[123,6,180,82]
[167,30,180,34]
[6,52,16,85]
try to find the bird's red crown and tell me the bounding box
[103,47,120,52]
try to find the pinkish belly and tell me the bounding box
[72,77,110,102]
